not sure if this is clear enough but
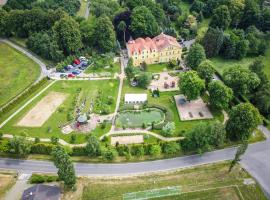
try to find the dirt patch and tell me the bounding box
[17,92,68,127]
[111,135,144,145]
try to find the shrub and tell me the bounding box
[34,137,40,143]
[149,144,161,156]
[116,145,129,156]
[0,132,3,140]
[130,145,144,157]
[70,134,77,144]
[51,136,59,145]
[31,143,55,155]
[30,174,58,184]
[101,147,118,161]
[162,122,175,136]
[71,146,86,156]
[162,142,181,155]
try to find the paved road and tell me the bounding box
[0,126,270,198]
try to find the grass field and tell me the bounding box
[79,162,267,200]
[0,42,40,107]
[147,63,169,73]
[77,0,88,18]
[85,62,120,76]
[0,80,119,143]
[121,80,223,136]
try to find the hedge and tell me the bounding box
[30,143,55,155]
[0,78,48,118]
[30,174,59,184]
[71,146,87,156]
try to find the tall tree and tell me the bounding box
[228,0,245,28]
[223,66,260,96]
[53,16,82,55]
[85,135,101,157]
[208,81,233,110]
[186,43,206,70]
[180,71,205,100]
[240,0,260,28]
[226,103,261,141]
[210,5,231,30]
[51,145,76,188]
[229,141,248,172]
[203,27,224,58]
[93,15,116,53]
[117,20,127,43]
[130,6,159,38]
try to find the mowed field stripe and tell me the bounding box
[0,80,57,128]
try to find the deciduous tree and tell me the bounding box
[186,43,206,69]
[197,60,215,84]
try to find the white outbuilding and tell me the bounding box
[124,93,147,104]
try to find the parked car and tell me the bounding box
[72,70,81,75]
[79,56,86,61]
[60,74,67,78]
[81,61,89,67]
[68,73,75,78]
[74,59,81,65]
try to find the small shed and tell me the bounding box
[125,94,147,104]
[22,184,61,200]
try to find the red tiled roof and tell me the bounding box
[127,33,180,56]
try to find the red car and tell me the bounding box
[68,73,75,78]
[74,59,81,65]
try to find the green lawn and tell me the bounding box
[80,162,267,200]
[196,18,211,42]
[0,42,40,107]
[147,63,169,73]
[84,62,120,76]
[0,80,119,143]
[121,80,223,136]
[210,48,270,79]
[77,0,88,18]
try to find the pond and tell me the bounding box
[116,108,165,128]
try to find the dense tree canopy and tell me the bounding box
[53,16,82,55]
[130,6,159,38]
[93,15,116,53]
[210,5,231,30]
[223,66,260,96]
[186,43,206,69]
[203,27,224,58]
[180,71,205,100]
[197,60,215,84]
[208,81,233,110]
[226,103,261,141]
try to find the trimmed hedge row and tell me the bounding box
[0,78,48,118]
[30,174,59,184]
[30,143,55,154]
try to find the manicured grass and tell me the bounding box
[147,63,169,73]
[80,162,267,200]
[84,62,120,76]
[121,80,223,136]
[210,48,270,79]
[77,0,88,18]
[116,108,165,128]
[1,80,119,143]
[0,42,40,107]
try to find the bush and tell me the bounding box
[116,145,129,156]
[70,134,76,144]
[130,145,144,157]
[149,144,161,156]
[51,136,59,145]
[30,174,58,184]
[34,137,40,143]
[71,146,86,156]
[162,142,180,155]
[101,147,118,161]
[31,143,55,155]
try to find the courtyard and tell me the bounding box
[148,72,179,92]
[174,94,213,121]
